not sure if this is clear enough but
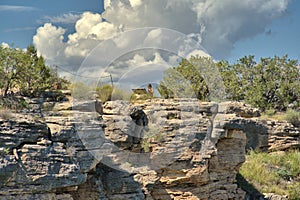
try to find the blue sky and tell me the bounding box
[0,0,103,47]
[0,0,299,65]
[230,0,300,63]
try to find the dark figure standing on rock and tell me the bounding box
[148,84,154,97]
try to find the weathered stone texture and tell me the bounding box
[266,121,300,151]
[0,99,298,199]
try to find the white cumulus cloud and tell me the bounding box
[33,0,290,75]
[33,23,66,62]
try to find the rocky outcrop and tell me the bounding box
[96,99,247,199]
[222,102,299,152]
[265,120,300,152]
[0,115,87,199]
[0,98,298,199]
[225,102,260,118]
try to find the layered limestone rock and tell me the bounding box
[265,120,300,151]
[0,115,87,198]
[221,102,299,152]
[93,99,247,199]
[0,98,298,199]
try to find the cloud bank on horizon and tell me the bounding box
[33,0,290,73]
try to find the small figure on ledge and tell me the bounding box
[148,83,154,97]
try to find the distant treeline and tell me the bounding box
[1,45,299,111]
[158,55,300,111]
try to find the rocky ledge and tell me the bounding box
[0,99,298,200]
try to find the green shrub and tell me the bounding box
[71,82,93,100]
[285,109,300,127]
[96,84,113,102]
[265,109,276,116]
[141,139,151,153]
[96,84,131,103]
[111,87,131,101]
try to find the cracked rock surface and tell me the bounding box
[0,98,298,199]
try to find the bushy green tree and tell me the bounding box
[217,55,300,111]
[251,56,299,110]
[0,45,67,97]
[217,55,257,101]
[0,46,22,96]
[157,67,196,99]
[17,45,53,96]
[216,60,244,100]
[159,54,299,111]
[157,56,211,100]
